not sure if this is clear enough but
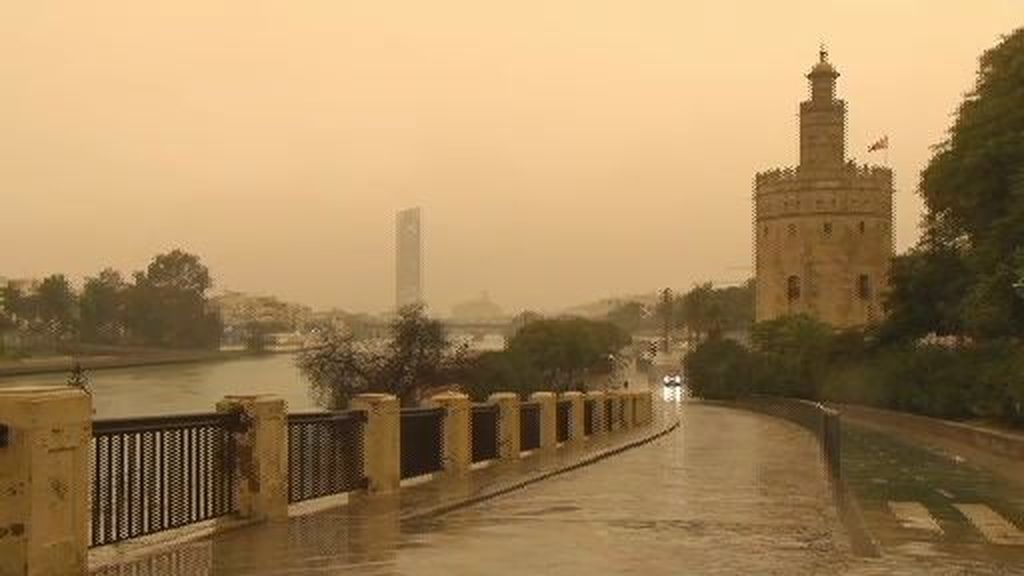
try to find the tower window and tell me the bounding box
[858,221,866,234]
[787,276,801,301]
[823,222,832,235]
[858,275,872,300]
[764,225,769,237]
[788,223,797,236]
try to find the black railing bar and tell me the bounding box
[287,410,367,424]
[92,411,242,435]
[399,407,445,417]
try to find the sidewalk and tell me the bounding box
[91,407,677,575]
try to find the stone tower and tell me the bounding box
[754,50,894,327]
[396,207,422,309]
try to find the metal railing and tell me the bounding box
[90,411,242,547]
[520,401,541,452]
[470,403,499,463]
[555,399,571,443]
[287,411,367,503]
[400,407,444,479]
[605,398,614,432]
[584,399,594,436]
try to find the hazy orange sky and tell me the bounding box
[2,1,1021,314]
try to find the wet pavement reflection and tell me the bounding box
[91,399,1024,575]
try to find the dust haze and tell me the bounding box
[1,1,1019,314]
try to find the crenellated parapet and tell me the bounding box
[754,163,893,221]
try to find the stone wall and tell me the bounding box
[754,164,893,327]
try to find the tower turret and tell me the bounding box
[800,48,845,169]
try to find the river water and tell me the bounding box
[0,354,319,419]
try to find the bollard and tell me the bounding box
[0,386,91,576]
[217,395,289,522]
[350,394,400,494]
[426,392,471,476]
[585,391,607,438]
[562,392,585,443]
[529,392,557,450]
[487,393,520,460]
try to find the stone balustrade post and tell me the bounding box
[608,391,623,432]
[0,386,91,576]
[217,395,288,522]
[644,389,655,425]
[350,394,400,495]
[487,393,520,460]
[562,392,585,443]
[585,391,607,438]
[426,392,471,476]
[529,392,557,450]
[618,389,634,426]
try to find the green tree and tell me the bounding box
[678,281,754,341]
[605,301,653,334]
[79,268,126,344]
[750,314,833,399]
[35,274,77,341]
[506,317,630,392]
[297,304,468,408]
[881,246,970,341]
[684,337,752,399]
[123,250,222,348]
[903,28,1024,338]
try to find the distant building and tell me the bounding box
[212,291,312,331]
[451,292,503,321]
[395,207,423,309]
[754,50,894,328]
[5,278,40,296]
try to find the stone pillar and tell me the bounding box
[350,394,400,495]
[217,395,288,522]
[585,391,607,438]
[634,391,648,426]
[529,392,557,450]
[426,392,470,476]
[0,386,91,576]
[487,393,520,460]
[643,390,655,425]
[623,392,637,429]
[605,391,617,432]
[562,392,585,443]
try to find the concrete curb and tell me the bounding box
[400,419,682,523]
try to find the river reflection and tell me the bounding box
[0,354,319,418]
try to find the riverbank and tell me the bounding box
[0,349,264,379]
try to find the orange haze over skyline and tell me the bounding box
[2,1,1021,314]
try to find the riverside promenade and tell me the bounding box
[6,382,1022,575]
[88,400,856,576]
[92,401,1024,575]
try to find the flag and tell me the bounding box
[868,136,889,152]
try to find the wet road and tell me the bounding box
[95,402,854,575]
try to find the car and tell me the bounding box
[662,374,683,387]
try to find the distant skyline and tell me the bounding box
[2,2,1021,314]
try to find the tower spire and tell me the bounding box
[819,42,828,63]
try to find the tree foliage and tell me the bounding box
[296,304,468,408]
[505,317,630,393]
[677,280,754,340]
[80,268,126,344]
[888,28,1024,339]
[123,250,222,348]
